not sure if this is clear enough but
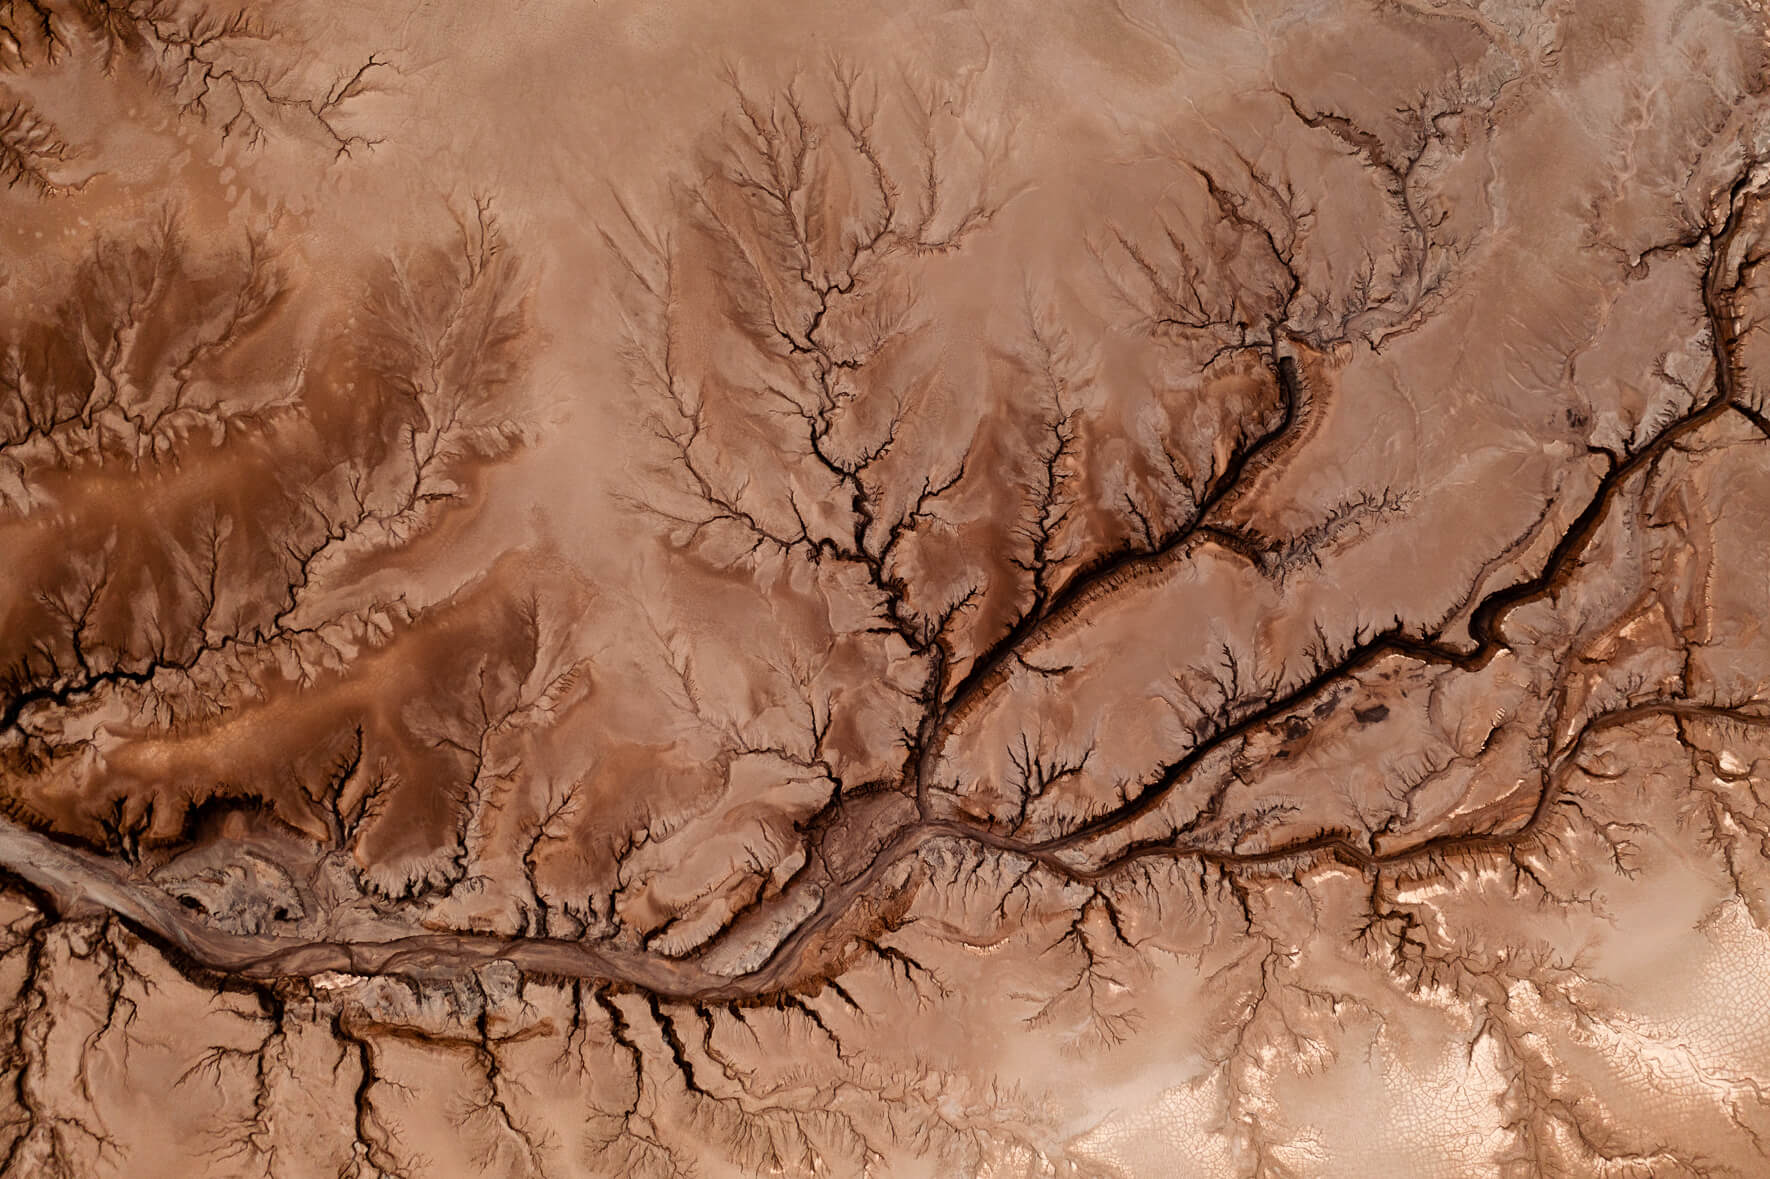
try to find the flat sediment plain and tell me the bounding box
[2,1,1769,1175]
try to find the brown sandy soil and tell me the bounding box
[1,0,1769,1175]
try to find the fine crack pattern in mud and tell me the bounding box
[3,0,1770,1175]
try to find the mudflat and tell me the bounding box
[1,1,1768,1175]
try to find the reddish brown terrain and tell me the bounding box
[2,0,1769,1175]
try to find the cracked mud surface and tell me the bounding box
[2,0,1770,1175]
